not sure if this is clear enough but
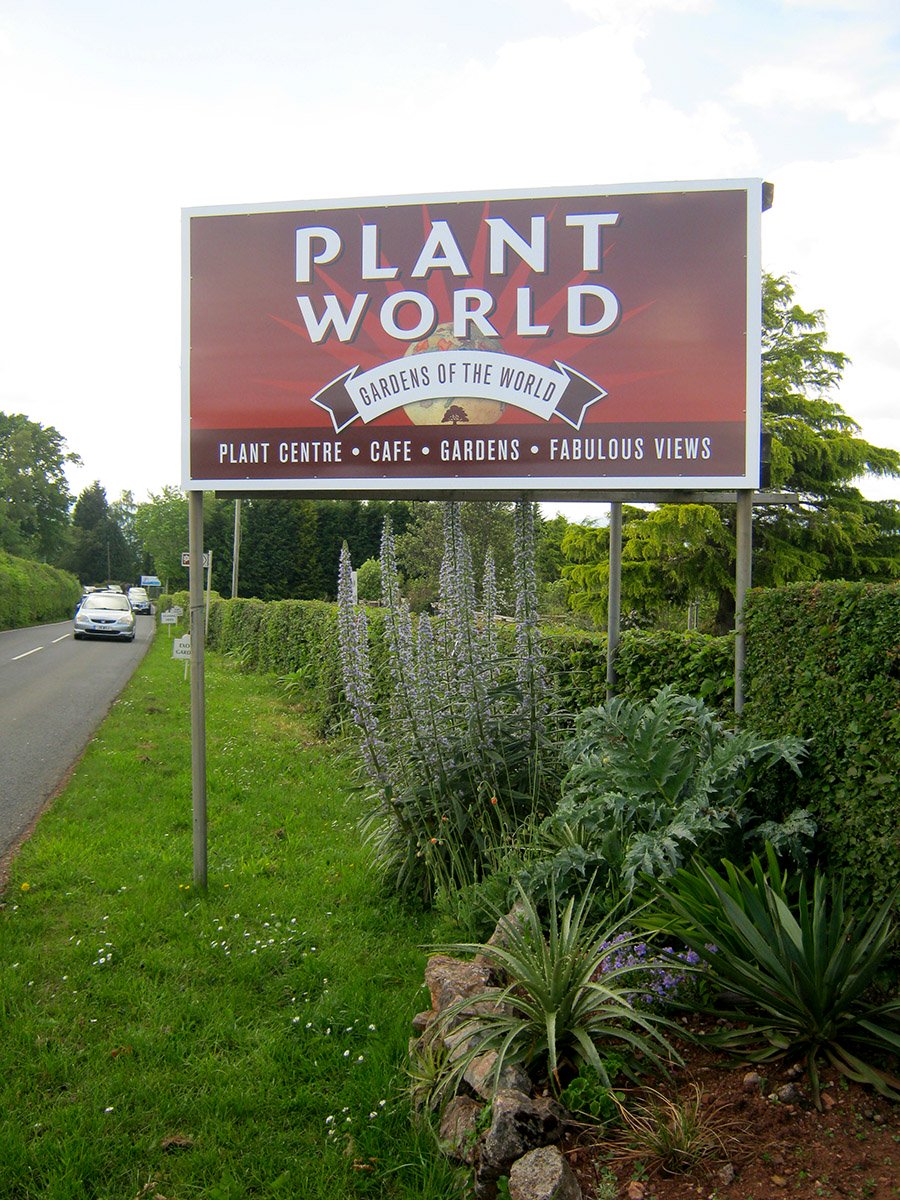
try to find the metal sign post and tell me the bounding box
[606,501,623,700]
[231,499,242,599]
[188,491,208,889]
[734,490,753,714]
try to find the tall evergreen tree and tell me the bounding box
[65,482,137,584]
[562,273,900,630]
[240,498,322,600]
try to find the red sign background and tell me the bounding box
[183,181,762,492]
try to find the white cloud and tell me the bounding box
[1,0,899,506]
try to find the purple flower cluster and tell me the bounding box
[592,932,703,1011]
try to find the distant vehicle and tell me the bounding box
[73,591,136,641]
[127,586,151,615]
[105,583,124,593]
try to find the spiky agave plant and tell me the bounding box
[429,881,681,1105]
[647,845,900,1107]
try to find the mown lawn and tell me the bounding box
[0,630,463,1199]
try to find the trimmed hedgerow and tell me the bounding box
[191,585,899,908]
[201,597,734,737]
[0,550,82,630]
[742,581,900,909]
[541,627,734,717]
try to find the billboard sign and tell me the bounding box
[183,180,762,494]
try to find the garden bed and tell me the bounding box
[566,1017,900,1200]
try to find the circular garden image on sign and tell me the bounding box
[402,324,507,426]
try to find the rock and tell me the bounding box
[717,1162,736,1186]
[508,1145,582,1200]
[439,1095,483,1165]
[775,1084,798,1103]
[770,1174,789,1187]
[425,955,493,1014]
[742,1071,763,1090]
[412,1009,433,1034]
[475,903,529,971]
[474,1089,566,1196]
[464,1050,532,1100]
[625,1182,646,1200]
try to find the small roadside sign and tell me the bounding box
[182,551,210,567]
[161,610,178,625]
[170,605,184,617]
[172,635,192,660]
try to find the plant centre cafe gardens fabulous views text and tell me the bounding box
[183,181,763,495]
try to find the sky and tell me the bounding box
[1,0,898,525]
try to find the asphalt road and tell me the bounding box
[0,613,155,867]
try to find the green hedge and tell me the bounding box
[743,582,900,908]
[0,551,82,630]
[199,596,733,737]
[543,627,734,716]
[194,585,898,908]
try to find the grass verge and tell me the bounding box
[0,632,463,1199]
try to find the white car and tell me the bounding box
[127,586,151,615]
[74,591,136,641]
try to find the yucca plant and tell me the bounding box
[429,882,681,1105]
[646,846,900,1107]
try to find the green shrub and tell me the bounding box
[430,883,680,1101]
[519,687,809,917]
[542,627,734,717]
[743,582,900,909]
[0,550,82,629]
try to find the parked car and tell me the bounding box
[127,586,151,615]
[73,591,136,641]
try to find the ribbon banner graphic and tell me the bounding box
[311,350,607,433]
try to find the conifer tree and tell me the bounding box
[562,273,900,630]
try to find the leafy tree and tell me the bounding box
[65,481,137,584]
[0,412,80,562]
[563,273,900,630]
[134,486,189,591]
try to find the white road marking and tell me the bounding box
[12,646,43,660]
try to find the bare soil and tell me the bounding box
[564,1019,900,1200]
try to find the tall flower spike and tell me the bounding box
[337,544,388,786]
[480,549,500,693]
[513,500,547,731]
[380,516,425,774]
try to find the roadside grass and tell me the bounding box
[0,631,463,1200]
